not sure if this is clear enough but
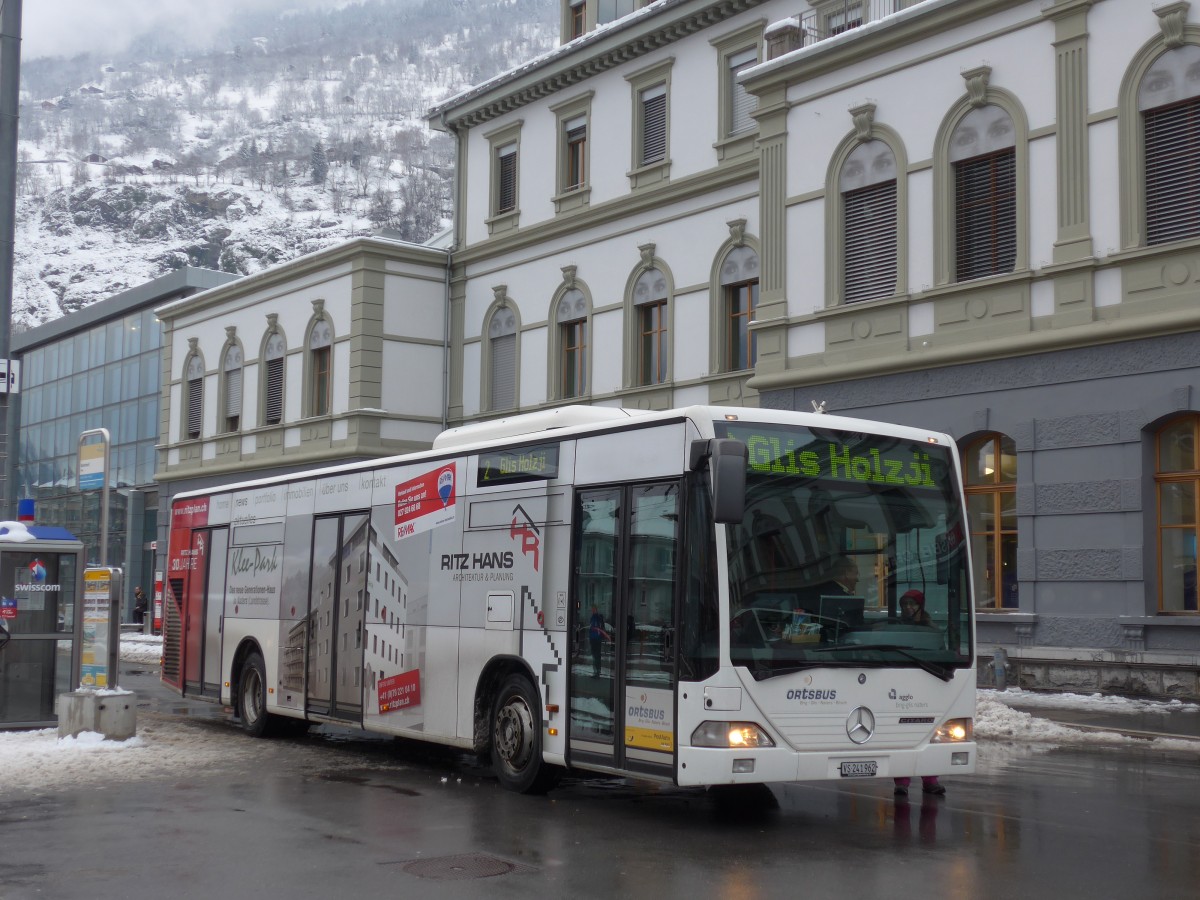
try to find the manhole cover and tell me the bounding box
[400,853,528,880]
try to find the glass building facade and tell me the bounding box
[11,269,239,620]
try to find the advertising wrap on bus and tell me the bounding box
[162,406,976,796]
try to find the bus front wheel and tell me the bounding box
[490,674,559,794]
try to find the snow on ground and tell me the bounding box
[120,632,165,665]
[1,637,1198,797]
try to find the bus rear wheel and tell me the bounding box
[490,674,559,794]
[239,652,271,738]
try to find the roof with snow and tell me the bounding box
[427,0,767,130]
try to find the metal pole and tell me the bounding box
[0,0,24,517]
[78,428,111,567]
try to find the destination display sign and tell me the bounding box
[476,444,559,488]
[718,424,947,488]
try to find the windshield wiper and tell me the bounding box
[805,644,955,682]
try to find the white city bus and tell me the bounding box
[163,405,976,793]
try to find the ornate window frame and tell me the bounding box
[181,339,205,442]
[625,57,674,191]
[710,20,765,162]
[218,327,244,434]
[622,244,674,388]
[1117,7,1200,249]
[303,301,334,418]
[485,120,523,236]
[259,315,287,427]
[963,432,1019,611]
[481,287,522,413]
[547,266,593,401]
[932,68,1029,286]
[1153,413,1200,614]
[708,219,762,374]
[551,92,594,214]
[824,104,908,307]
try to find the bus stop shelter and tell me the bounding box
[0,523,84,728]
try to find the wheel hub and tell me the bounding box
[495,699,534,768]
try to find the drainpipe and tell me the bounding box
[439,111,461,433]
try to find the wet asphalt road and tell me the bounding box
[3,668,1199,900]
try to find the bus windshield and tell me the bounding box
[717,422,972,681]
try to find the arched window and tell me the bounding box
[721,245,759,371]
[633,266,669,385]
[556,287,588,399]
[184,352,205,440]
[307,318,333,417]
[1155,416,1200,613]
[262,329,285,426]
[964,433,1018,609]
[1138,44,1200,245]
[221,343,243,433]
[949,104,1017,281]
[487,304,519,411]
[840,139,898,303]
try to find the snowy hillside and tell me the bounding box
[14,0,559,330]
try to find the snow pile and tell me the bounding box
[0,521,37,542]
[121,634,164,665]
[981,687,1200,718]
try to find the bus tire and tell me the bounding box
[490,674,559,794]
[239,651,272,738]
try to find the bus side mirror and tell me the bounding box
[690,439,746,524]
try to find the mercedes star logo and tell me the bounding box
[846,706,876,744]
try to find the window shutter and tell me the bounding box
[640,86,667,165]
[265,357,283,425]
[187,377,202,439]
[490,333,516,410]
[1145,99,1200,245]
[497,145,517,212]
[843,181,897,303]
[728,49,758,135]
[225,367,242,419]
[954,149,1016,282]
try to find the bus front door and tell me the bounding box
[568,482,679,778]
[305,513,369,721]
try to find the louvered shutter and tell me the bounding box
[186,354,204,439]
[843,181,898,303]
[490,333,516,410]
[265,357,283,425]
[496,144,517,212]
[224,366,242,429]
[641,85,667,165]
[729,49,758,135]
[1145,99,1200,245]
[187,377,202,439]
[954,149,1016,282]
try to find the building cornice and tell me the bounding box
[748,302,1200,393]
[741,0,1034,96]
[155,237,448,322]
[428,0,769,132]
[454,155,759,265]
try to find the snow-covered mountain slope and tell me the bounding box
[14,0,558,331]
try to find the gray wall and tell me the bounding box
[765,331,1200,658]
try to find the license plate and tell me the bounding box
[839,760,877,778]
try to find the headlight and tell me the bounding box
[931,718,973,743]
[690,721,775,748]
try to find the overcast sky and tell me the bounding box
[20,0,347,61]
